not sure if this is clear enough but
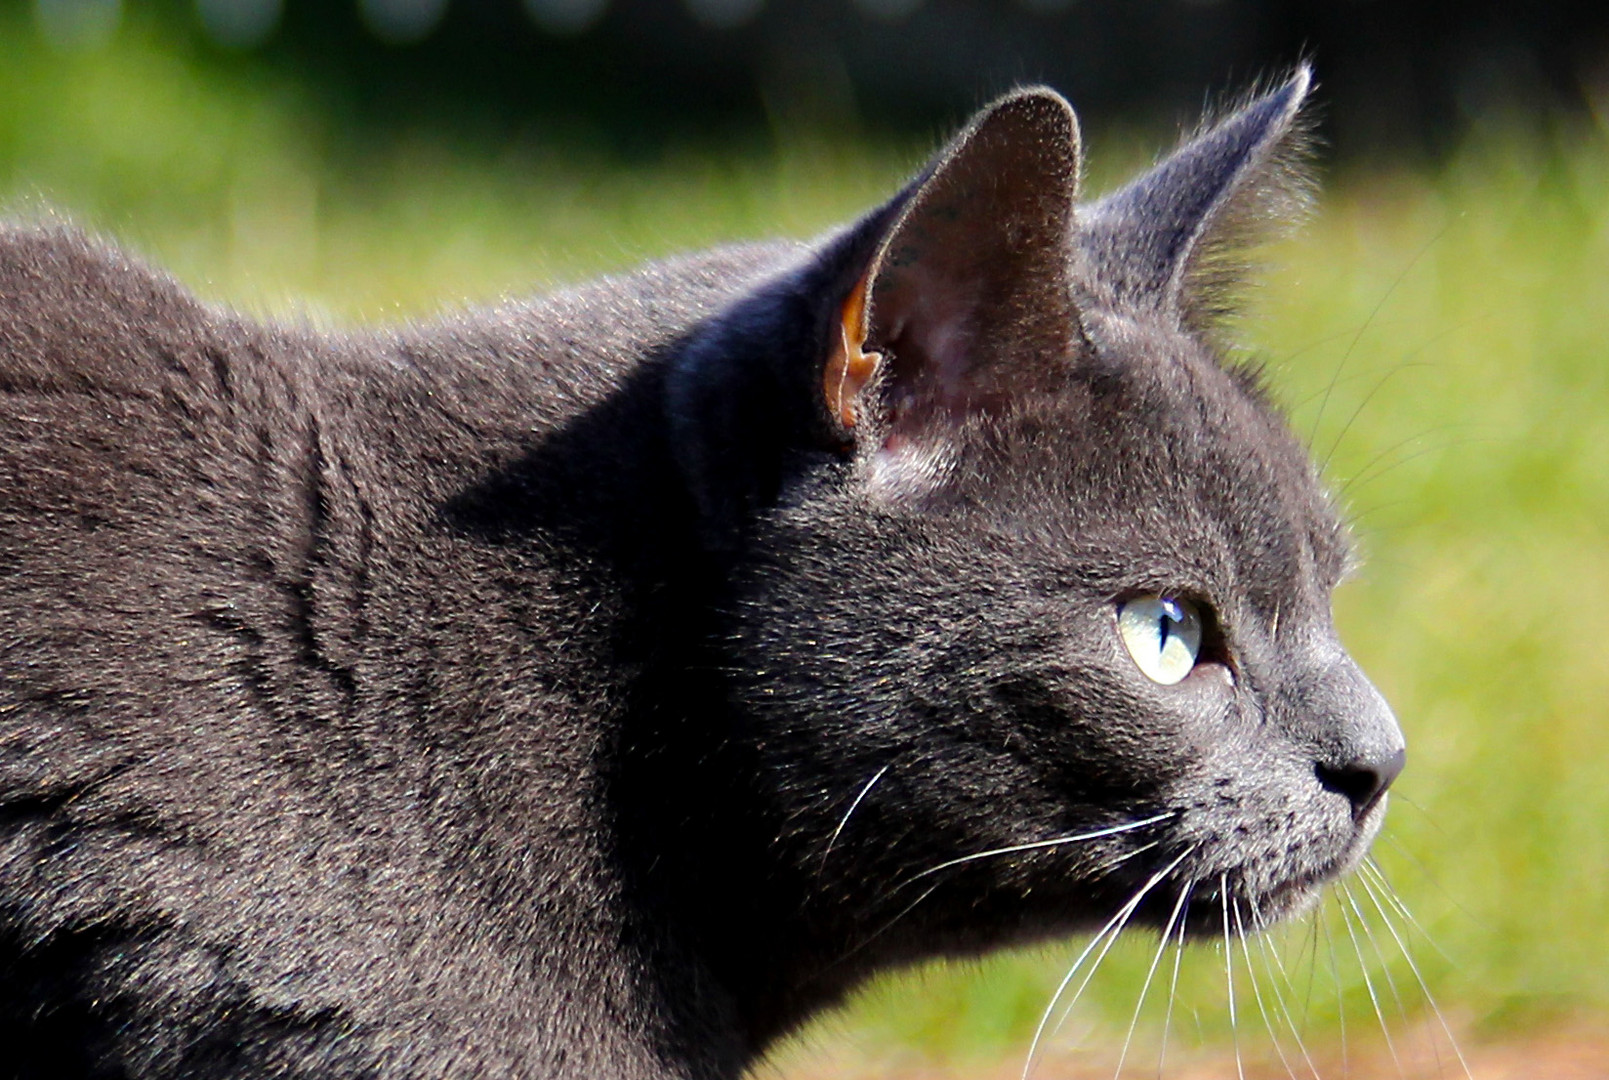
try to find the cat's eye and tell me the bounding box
[1117,595,1204,685]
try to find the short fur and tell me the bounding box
[0,68,1403,1079]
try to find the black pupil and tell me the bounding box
[1159,598,1188,646]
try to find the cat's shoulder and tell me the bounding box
[0,222,209,332]
[0,222,258,402]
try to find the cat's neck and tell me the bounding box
[313,243,824,1074]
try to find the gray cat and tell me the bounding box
[0,66,1403,1079]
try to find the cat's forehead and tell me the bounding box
[948,310,1350,603]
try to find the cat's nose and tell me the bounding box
[1316,746,1405,820]
[1297,650,1406,821]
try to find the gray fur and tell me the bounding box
[0,69,1401,1079]
[1077,68,1317,333]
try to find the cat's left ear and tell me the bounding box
[1077,66,1315,332]
[666,88,1084,546]
[824,87,1086,446]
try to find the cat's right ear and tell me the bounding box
[1075,68,1315,333]
[825,89,1087,461]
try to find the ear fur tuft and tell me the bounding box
[1179,67,1318,330]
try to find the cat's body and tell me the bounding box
[0,233,797,1077]
[0,70,1404,1079]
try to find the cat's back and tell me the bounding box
[0,223,802,1077]
[0,221,794,718]
[0,223,794,557]
[0,222,795,443]
[0,225,222,393]
[0,225,326,579]
[0,226,286,688]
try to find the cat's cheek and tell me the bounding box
[1144,669,1244,759]
[859,437,956,502]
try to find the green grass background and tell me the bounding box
[4,6,1607,1074]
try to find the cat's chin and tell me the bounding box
[1249,803,1389,928]
[1252,859,1344,924]
[1148,794,1390,939]
[1165,863,1332,940]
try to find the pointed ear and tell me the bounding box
[824,87,1085,446]
[664,88,1084,548]
[1077,66,1315,331]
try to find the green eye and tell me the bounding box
[1117,595,1204,685]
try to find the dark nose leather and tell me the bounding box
[1316,746,1405,820]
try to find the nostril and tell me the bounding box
[1316,747,1406,820]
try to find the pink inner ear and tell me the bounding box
[892,267,979,418]
[870,255,984,430]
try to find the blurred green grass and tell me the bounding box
[4,8,1607,1075]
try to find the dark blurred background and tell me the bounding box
[25,0,1609,160]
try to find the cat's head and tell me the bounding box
[665,67,1403,989]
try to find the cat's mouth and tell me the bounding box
[1162,865,1332,940]
[1137,810,1383,939]
[1125,773,1395,940]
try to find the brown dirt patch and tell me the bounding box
[763,1023,1609,1079]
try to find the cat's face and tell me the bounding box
[726,317,1398,947]
[673,69,1403,973]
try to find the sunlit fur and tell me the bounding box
[0,70,1406,1079]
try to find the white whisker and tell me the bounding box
[1022,846,1193,1080]
[1049,849,1197,1047]
[1222,876,1246,1080]
[1357,870,1473,1080]
[1336,883,1400,1074]
[1157,883,1191,1080]
[1260,909,1307,1010]
[1093,838,1163,875]
[1296,912,1322,1033]
[1321,905,1349,1079]
[1023,899,1138,1080]
[828,882,942,970]
[1255,921,1323,1080]
[1233,897,1299,1080]
[1113,884,1189,1079]
[1341,883,1409,1023]
[819,764,890,872]
[1356,877,1447,1080]
[1363,858,1455,966]
[904,811,1175,890]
